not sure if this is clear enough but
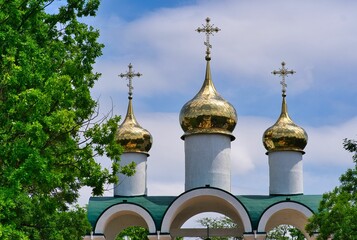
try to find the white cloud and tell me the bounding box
[305,117,357,166]
[92,0,357,97]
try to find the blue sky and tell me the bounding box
[79,0,357,204]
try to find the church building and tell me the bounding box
[84,18,322,240]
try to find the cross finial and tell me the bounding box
[272,62,296,96]
[196,17,221,60]
[119,63,142,99]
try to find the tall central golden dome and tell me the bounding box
[179,17,237,140]
[179,60,237,140]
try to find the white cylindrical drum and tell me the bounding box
[114,152,147,196]
[268,151,303,195]
[184,134,231,192]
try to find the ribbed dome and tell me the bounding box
[263,96,308,153]
[116,98,152,155]
[179,60,237,140]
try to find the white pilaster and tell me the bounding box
[184,134,231,192]
[268,151,303,195]
[243,233,266,240]
[114,152,148,196]
[148,233,172,240]
[83,235,106,240]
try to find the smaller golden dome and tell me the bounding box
[116,98,152,155]
[263,96,308,153]
[179,60,237,140]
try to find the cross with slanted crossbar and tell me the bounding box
[196,17,221,60]
[272,62,295,96]
[119,63,142,98]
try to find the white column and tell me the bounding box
[185,134,231,192]
[268,151,303,195]
[114,152,148,196]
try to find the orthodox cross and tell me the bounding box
[119,63,142,98]
[196,17,221,60]
[272,62,295,96]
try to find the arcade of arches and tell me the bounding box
[84,188,321,239]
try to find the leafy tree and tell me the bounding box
[197,217,305,240]
[267,225,290,240]
[197,216,242,240]
[0,0,133,239]
[306,138,357,240]
[288,227,306,240]
[115,226,149,240]
[114,226,183,240]
[266,225,305,240]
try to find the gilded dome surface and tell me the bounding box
[116,99,152,154]
[179,61,237,140]
[263,96,308,153]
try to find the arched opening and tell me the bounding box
[161,188,251,239]
[179,212,243,239]
[264,209,309,239]
[258,202,313,240]
[103,212,148,240]
[94,204,156,240]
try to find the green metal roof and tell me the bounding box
[236,195,322,229]
[87,194,322,231]
[87,196,176,229]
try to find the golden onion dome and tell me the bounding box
[116,97,153,155]
[179,60,237,140]
[263,95,308,153]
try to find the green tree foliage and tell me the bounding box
[0,0,132,238]
[115,226,149,240]
[197,216,242,240]
[266,225,305,240]
[288,227,306,240]
[197,217,305,240]
[306,138,357,240]
[114,226,183,240]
